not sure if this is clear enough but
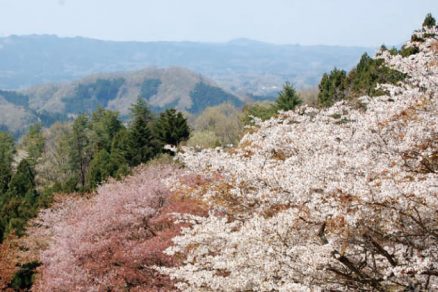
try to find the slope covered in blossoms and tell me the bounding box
[158,26,438,291]
[2,23,436,292]
[10,165,206,291]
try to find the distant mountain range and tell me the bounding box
[0,67,243,136]
[0,35,375,96]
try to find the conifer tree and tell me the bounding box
[153,109,190,146]
[85,149,112,189]
[275,82,302,111]
[128,116,157,166]
[89,108,123,152]
[0,132,15,194]
[423,13,436,28]
[109,129,130,177]
[8,159,36,198]
[20,124,45,167]
[0,159,38,240]
[69,114,91,190]
[126,99,158,166]
[318,68,347,107]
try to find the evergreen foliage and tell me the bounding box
[423,13,436,28]
[85,149,112,189]
[89,108,123,152]
[69,114,91,190]
[9,261,41,290]
[154,109,190,146]
[0,159,38,241]
[109,129,130,177]
[317,53,406,106]
[275,82,303,111]
[400,45,420,57]
[318,68,347,107]
[20,124,45,167]
[126,99,159,166]
[0,132,15,194]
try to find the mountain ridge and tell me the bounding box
[0,34,375,94]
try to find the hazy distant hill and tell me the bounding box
[0,35,375,95]
[0,67,243,136]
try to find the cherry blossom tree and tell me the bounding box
[159,28,438,291]
[31,165,206,291]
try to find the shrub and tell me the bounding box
[400,45,420,57]
[411,34,425,43]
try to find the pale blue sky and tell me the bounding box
[0,0,437,46]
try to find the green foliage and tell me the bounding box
[20,124,45,166]
[68,114,91,190]
[0,159,39,241]
[423,13,436,28]
[275,82,303,111]
[318,68,347,107]
[187,130,221,148]
[85,149,112,189]
[125,99,159,166]
[411,34,425,43]
[317,53,407,107]
[89,108,123,152]
[192,103,242,146]
[400,45,420,58]
[241,102,277,125]
[154,109,190,146]
[0,132,15,193]
[190,82,243,114]
[109,129,131,178]
[128,115,157,166]
[9,261,41,290]
[8,160,36,199]
[388,47,399,56]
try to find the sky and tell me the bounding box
[0,0,437,46]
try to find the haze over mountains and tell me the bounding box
[0,35,375,95]
[0,67,244,136]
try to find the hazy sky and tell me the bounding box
[0,0,437,46]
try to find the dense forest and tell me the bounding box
[0,100,190,244]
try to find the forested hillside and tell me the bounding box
[0,67,242,137]
[0,35,373,95]
[0,15,437,291]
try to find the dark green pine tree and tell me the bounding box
[0,132,15,194]
[0,159,39,240]
[128,118,157,166]
[85,149,112,190]
[275,82,303,111]
[318,68,347,107]
[8,159,36,199]
[109,129,130,178]
[130,98,154,124]
[423,13,436,28]
[153,109,190,147]
[20,123,45,167]
[126,99,158,166]
[69,114,91,190]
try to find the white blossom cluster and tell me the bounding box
[159,29,438,291]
